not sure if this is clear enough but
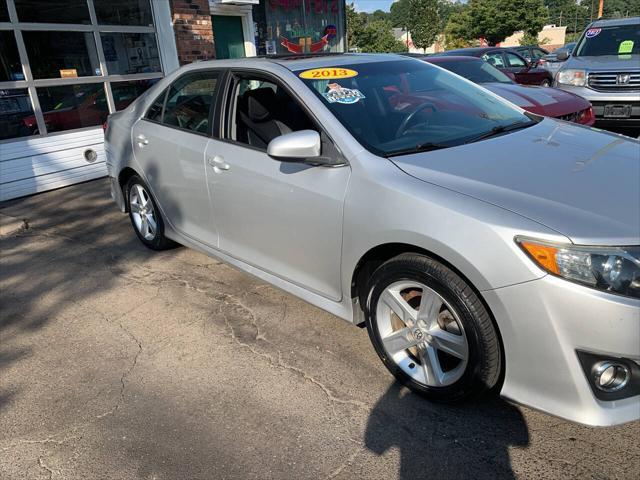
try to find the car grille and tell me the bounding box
[588,72,640,92]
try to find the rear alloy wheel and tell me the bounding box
[366,253,502,402]
[540,79,551,87]
[126,176,174,250]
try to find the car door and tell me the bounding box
[503,51,537,85]
[204,72,350,301]
[132,70,222,247]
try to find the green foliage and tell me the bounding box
[443,8,475,49]
[390,0,412,28]
[346,3,365,49]
[519,31,540,46]
[406,0,440,50]
[357,20,406,53]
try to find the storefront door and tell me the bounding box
[212,15,246,59]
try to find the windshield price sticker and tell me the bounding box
[299,68,358,80]
[585,28,601,38]
[322,83,365,104]
[619,40,634,54]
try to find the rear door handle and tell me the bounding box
[208,156,230,172]
[136,134,149,146]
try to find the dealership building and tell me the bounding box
[0,0,346,201]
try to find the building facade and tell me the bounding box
[0,0,346,201]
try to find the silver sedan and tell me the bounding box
[105,54,640,427]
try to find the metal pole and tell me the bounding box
[598,0,604,18]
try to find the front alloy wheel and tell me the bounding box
[366,253,502,402]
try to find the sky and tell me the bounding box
[351,0,397,13]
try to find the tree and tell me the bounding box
[406,0,440,50]
[357,20,406,53]
[390,0,412,28]
[444,9,475,49]
[346,2,365,50]
[512,0,548,38]
[371,9,388,22]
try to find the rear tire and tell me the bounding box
[126,175,175,251]
[365,253,502,403]
[540,79,551,87]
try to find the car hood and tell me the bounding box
[390,119,640,245]
[563,54,640,71]
[482,83,590,117]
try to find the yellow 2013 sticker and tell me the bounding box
[619,40,634,54]
[299,68,358,80]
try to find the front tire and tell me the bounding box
[365,253,501,403]
[126,175,175,251]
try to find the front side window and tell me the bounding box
[297,59,532,157]
[112,79,158,111]
[161,72,219,134]
[575,24,640,56]
[505,52,526,68]
[482,52,505,68]
[228,76,316,149]
[36,84,108,133]
[23,31,101,79]
[437,59,512,84]
[0,88,36,140]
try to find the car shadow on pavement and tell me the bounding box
[364,383,528,479]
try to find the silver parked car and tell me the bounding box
[105,54,640,427]
[555,17,640,134]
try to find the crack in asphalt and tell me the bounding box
[37,456,56,479]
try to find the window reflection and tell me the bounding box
[14,0,90,24]
[101,32,161,75]
[94,0,153,26]
[36,84,108,133]
[24,31,101,79]
[0,1,9,22]
[0,89,35,140]
[0,31,24,81]
[111,79,158,110]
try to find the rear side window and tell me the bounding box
[145,88,167,122]
[482,52,505,68]
[144,71,220,134]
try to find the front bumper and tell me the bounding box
[483,275,640,426]
[554,84,640,128]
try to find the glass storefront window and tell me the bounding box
[111,79,158,110]
[93,0,153,26]
[36,84,108,133]
[15,0,91,24]
[0,89,35,140]
[0,31,24,81]
[23,31,101,79]
[0,1,9,22]
[100,32,161,75]
[253,0,345,55]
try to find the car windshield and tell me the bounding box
[296,59,532,157]
[575,24,640,56]
[435,59,513,84]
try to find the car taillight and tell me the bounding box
[577,106,595,126]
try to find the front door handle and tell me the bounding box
[136,134,149,146]
[208,155,230,172]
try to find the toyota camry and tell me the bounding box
[105,54,640,426]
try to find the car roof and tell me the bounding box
[588,16,640,28]
[423,55,482,63]
[174,53,412,73]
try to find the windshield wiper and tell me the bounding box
[386,142,450,157]
[465,120,536,145]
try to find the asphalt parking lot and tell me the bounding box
[1,179,639,480]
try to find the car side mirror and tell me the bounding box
[267,130,321,162]
[556,51,569,61]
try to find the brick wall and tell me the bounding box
[170,0,215,65]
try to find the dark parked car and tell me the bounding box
[512,45,549,64]
[420,56,594,125]
[437,47,554,86]
[539,42,577,77]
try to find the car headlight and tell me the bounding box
[517,238,640,299]
[557,69,587,86]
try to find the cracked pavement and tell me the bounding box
[1,179,639,479]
